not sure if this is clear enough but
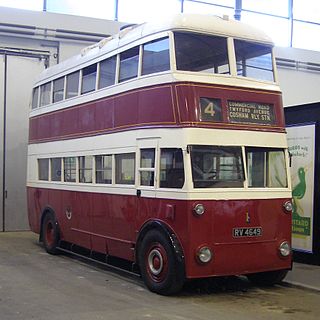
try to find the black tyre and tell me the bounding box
[139,230,185,295]
[42,212,60,255]
[247,269,288,286]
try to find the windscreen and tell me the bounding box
[246,147,287,188]
[190,146,244,188]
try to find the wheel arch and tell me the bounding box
[135,220,185,266]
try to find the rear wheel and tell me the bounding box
[139,230,185,295]
[42,212,60,255]
[247,269,288,286]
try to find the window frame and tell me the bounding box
[63,157,77,183]
[51,158,62,182]
[159,148,185,189]
[39,82,52,107]
[78,155,93,183]
[119,46,140,83]
[53,76,65,103]
[66,70,80,99]
[98,55,117,89]
[173,31,231,75]
[38,158,49,181]
[81,63,97,94]
[32,86,40,109]
[142,36,170,76]
[139,148,156,187]
[115,153,136,185]
[95,154,113,184]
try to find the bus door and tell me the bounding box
[136,138,159,230]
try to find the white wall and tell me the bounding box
[0,6,123,65]
[0,7,122,231]
[275,47,320,107]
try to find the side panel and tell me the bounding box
[29,85,176,143]
[27,186,291,278]
[27,187,137,261]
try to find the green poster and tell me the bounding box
[287,124,315,253]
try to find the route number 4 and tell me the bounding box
[204,102,216,117]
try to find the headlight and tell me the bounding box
[283,200,293,213]
[196,246,212,263]
[279,241,291,257]
[193,203,205,216]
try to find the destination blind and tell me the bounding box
[227,101,275,125]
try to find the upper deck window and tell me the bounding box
[174,32,230,75]
[40,82,52,107]
[119,46,139,82]
[142,37,170,75]
[234,40,274,82]
[66,71,80,99]
[81,64,97,94]
[32,87,39,109]
[53,77,65,103]
[99,56,116,89]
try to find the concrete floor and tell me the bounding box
[0,232,320,320]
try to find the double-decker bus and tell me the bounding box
[27,14,292,295]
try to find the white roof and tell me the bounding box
[36,14,274,84]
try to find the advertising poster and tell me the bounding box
[287,124,315,253]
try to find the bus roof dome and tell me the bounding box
[133,13,273,45]
[35,14,273,84]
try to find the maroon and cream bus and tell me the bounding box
[27,14,292,295]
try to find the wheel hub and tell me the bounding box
[148,249,163,276]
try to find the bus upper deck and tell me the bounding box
[29,14,283,144]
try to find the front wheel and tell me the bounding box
[139,230,185,295]
[41,212,60,255]
[247,269,288,286]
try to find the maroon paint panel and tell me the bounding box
[27,186,291,278]
[184,198,292,277]
[29,85,176,143]
[29,83,285,143]
[175,83,285,131]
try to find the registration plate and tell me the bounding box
[233,227,262,238]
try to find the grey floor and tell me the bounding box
[0,232,319,320]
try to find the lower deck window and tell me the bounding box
[139,148,155,186]
[38,159,49,181]
[64,157,77,182]
[79,156,93,183]
[115,153,135,184]
[96,155,112,184]
[190,145,244,188]
[160,148,184,188]
[51,158,62,181]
